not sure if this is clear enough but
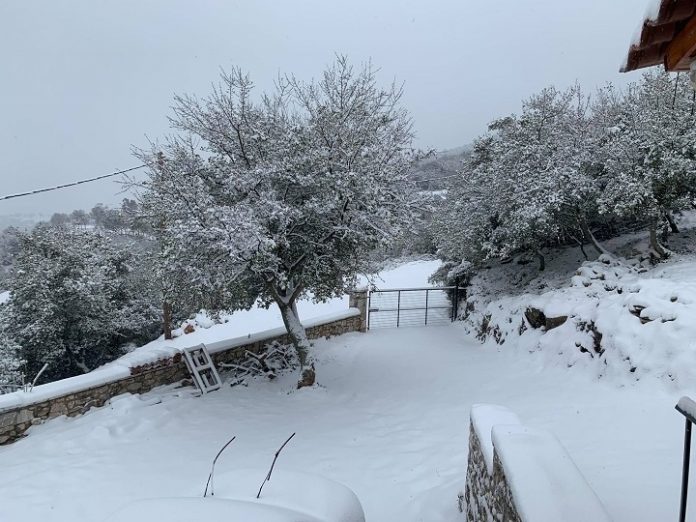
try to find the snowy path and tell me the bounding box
[0,325,689,521]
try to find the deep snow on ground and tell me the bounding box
[0,326,691,522]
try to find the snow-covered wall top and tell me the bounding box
[470,403,521,473]
[0,308,360,413]
[468,404,611,522]
[492,425,611,522]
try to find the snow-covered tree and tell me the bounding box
[596,71,696,258]
[0,307,23,391]
[3,225,160,382]
[436,85,600,271]
[437,70,696,274]
[138,57,419,387]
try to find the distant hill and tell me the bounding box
[410,145,472,190]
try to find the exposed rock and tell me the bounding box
[545,315,568,330]
[524,307,546,329]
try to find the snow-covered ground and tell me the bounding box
[0,325,690,522]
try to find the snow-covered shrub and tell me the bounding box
[3,225,161,382]
[0,311,23,392]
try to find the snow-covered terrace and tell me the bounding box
[0,325,690,521]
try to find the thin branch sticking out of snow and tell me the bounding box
[256,432,296,499]
[203,435,236,497]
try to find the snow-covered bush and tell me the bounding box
[0,311,23,392]
[2,225,161,382]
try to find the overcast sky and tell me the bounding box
[0,0,650,217]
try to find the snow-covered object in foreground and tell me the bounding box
[212,468,365,522]
[676,396,696,422]
[103,497,322,522]
[103,469,365,522]
[492,425,612,522]
[470,403,521,473]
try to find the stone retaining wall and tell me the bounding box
[464,404,611,522]
[465,419,522,522]
[0,308,364,445]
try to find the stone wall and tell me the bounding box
[465,419,522,522]
[0,309,364,445]
[463,404,611,522]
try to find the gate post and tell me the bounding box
[349,288,368,332]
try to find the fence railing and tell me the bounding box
[676,396,696,522]
[367,286,463,329]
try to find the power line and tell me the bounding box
[0,165,147,202]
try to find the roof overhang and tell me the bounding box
[622,0,696,72]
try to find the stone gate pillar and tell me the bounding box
[348,288,368,332]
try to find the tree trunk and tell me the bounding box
[536,251,545,272]
[665,212,680,234]
[649,220,669,260]
[277,299,316,388]
[579,219,612,257]
[163,301,173,340]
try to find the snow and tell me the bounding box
[0,325,691,522]
[104,497,324,522]
[491,425,611,522]
[0,259,439,412]
[676,396,696,422]
[0,290,9,305]
[131,258,440,355]
[212,469,365,521]
[464,251,696,388]
[644,0,662,23]
[0,309,358,413]
[105,469,364,522]
[624,1,665,71]
[469,404,520,473]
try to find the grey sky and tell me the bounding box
[1,0,648,216]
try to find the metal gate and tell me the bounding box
[367,286,462,329]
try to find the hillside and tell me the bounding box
[408,146,471,191]
[462,214,696,387]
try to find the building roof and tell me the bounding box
[622,0,696,72]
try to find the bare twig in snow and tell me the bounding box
[203,435,236,497]
[256,432,296,499]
